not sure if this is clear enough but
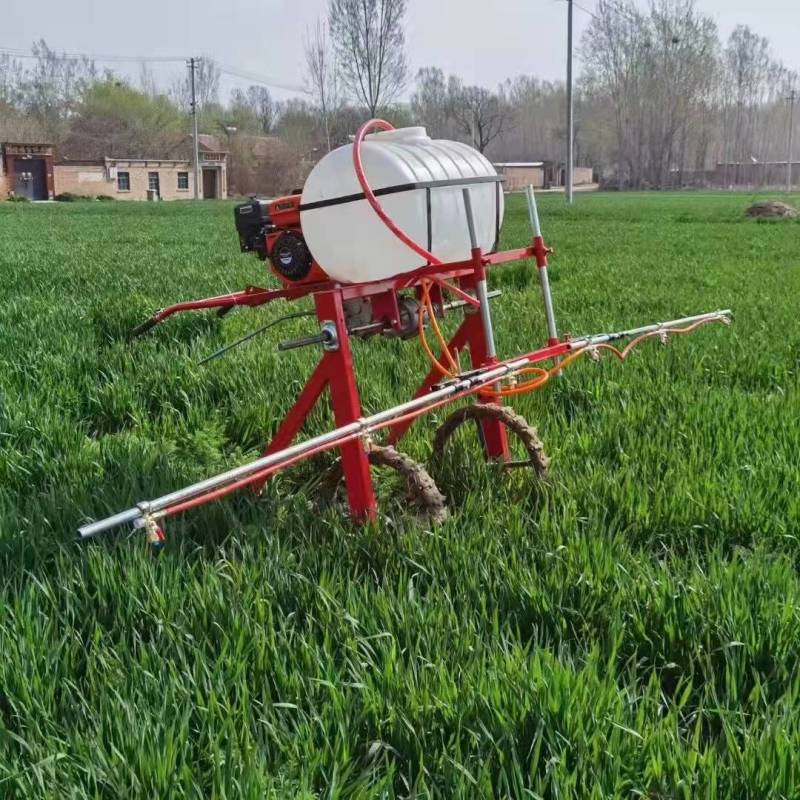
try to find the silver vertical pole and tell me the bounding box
[462,188,497,359]
[189,57,201,200]
[565,0,574,205]
[787,89,796,194]
[526,185,559,344]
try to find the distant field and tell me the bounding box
[1,192,799,797]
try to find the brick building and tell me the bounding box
[494,161,594,191]
[55,157,200,200]
[0,143,56,200]
[1,140,228,201]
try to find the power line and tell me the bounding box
[0,46,309,95]
[568,0,643,26]
[0,46,186,63]
[572,1,599,21]
[217,63,309,95]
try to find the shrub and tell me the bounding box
[55,192,95,202]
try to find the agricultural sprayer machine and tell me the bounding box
[79,120,731,547]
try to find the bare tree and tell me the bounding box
[582,0,718,187]
[304,19,342,151]
[724,26,773,171]
[170,57,220,111]
[328,0,408,116]
[448,80,512,154]
[410,67,451,138]
[582,1,649,187]
[18,39,97,142]
[246,86,275,134]
[501,75,567,162]
[138,62,159,97]
[0,54,25,106]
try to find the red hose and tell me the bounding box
[352,119,442,266]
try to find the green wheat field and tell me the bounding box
[1,192,799,798]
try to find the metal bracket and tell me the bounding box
[321,321,339,351]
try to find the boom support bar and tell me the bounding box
[568,310,732,349]
[78,309,731,540]
[78,356,529,538]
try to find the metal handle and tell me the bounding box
[129,316,159,338]
[525,184,542,237]
[462,188,478,249]
[278,332,328,351]
[461,188,497,360]
[278,321,338,352]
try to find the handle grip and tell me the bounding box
[129,316,159,338]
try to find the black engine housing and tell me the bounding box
[270,232,313,282]
[234,198,272,259]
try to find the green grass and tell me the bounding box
[1,192,799,798]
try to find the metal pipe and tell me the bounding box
[787,89,796,194]
[278,330,332,351]
[475,280,497,359]
[199,311,314,365]
[445,289,501,310]
[348,292,501,338]
[462,188,498,360]
[525,184,543,237]
[538,268,559,345]
[79,357,526,538]
[462,187,479,248]
[568,310,732,349]
[526,186,559,344]
[189,57,201,200]
[565,0,575,205]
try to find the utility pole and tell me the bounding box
[787,89,796,195]
[565,0,574,204]
[188,57,201,200]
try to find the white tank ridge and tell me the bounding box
[300,126,504,284]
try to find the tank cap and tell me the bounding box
[366,126,430,143]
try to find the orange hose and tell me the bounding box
[476,317,727,400]
[418,280,458,378]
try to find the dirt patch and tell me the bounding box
[745,200,799,219]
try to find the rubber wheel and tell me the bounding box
[432,402,550,477]
[321,443,448,525]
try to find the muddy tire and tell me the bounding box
[432,402,550,477]
[320,443,448,524]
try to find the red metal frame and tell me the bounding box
[140,247,537,330]
[135,243,553,522]
[257,289,377,520]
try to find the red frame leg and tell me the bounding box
[257,289,377,522]
[388,279,510,461]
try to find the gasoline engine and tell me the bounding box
[234,194,326,285]
[234,195,431,340]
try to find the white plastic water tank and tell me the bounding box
[299,127,504,284]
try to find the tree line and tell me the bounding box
[1,0,797,192]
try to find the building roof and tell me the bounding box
[493,161,545,168]
[197,134,229,154]
[716,160,800,166]
[55,156,192,167]
[2,142,54,152]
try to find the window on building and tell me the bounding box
[177,171,189,190]
[148,172,160,193]
[117,171,130,191]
